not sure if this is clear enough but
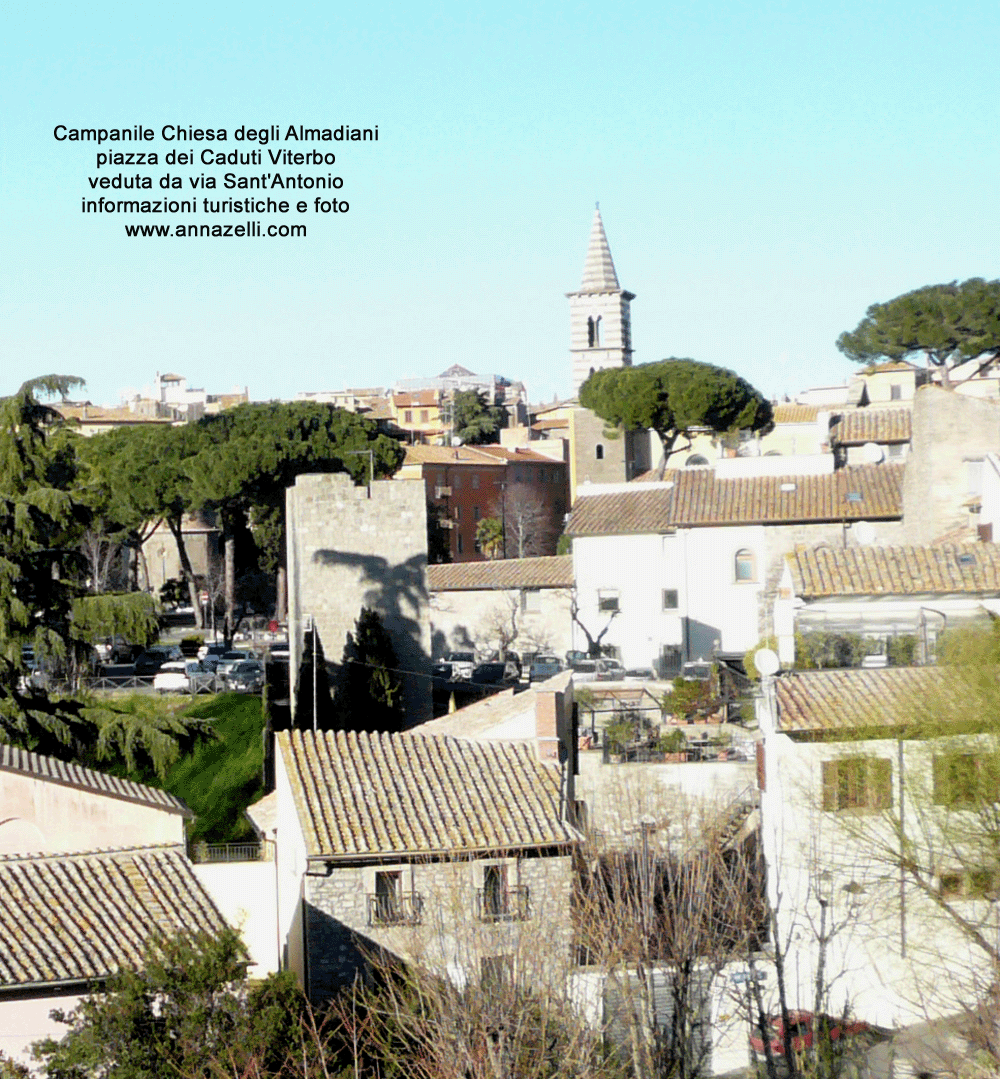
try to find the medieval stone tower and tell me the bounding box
[567,206,635,395]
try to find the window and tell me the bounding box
[457,533,464,554]
[662,589,679,611]
[595,444,604,460]
[368,870,422,925]
[890,384,902,401]
[598,590,620,613]
[735,549,756,582]
[659,646,682,678]
[472,474,480,489]
[476,863,529,922]
[473,505,480,521]
[939,867,999,900]
[404,410,412,423]
[587,315,602,348]
[521,589,542,613]
[420,409,429,422]
[933,753,1000,806]
[454,505,461,521]
[821,757,892,812]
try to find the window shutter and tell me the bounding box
[821,760,838,811]
[870,758,893,809]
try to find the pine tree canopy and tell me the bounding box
[579,359,773,462]
[837,278,1000,371]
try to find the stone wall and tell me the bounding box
[303,852,575,999]
[902,386,1000,544]
[286,472,431,724]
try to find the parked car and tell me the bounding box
[623,666,657,682]
[153,660,210,694]
[134,647,181,676]
[470,662,518,688]
[94,636,138,665]
[432,661,456,682]
[681,660,713,682]
[225,660,264,693]
[529,655,564,682]
[443,651,475,680]
[596,658,626,681]
[216,651,253,677]
[749,1011,872,1060]
[569,659,601,683]
[197,641,230,670]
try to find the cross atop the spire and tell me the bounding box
[580,206,620,292]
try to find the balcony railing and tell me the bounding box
[475,885,530,922]
[367,892,424,927]
[189,841,267,863]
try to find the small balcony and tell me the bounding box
[475,885,530,923]
[366,891,424,927]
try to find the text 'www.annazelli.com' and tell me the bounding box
[125,222,306,238]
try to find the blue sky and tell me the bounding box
[4,1,1000,408]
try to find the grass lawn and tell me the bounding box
[162,693,267,843]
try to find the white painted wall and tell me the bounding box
[274,746,309,985]
[0,772,185,855]
[571,527,766,668]
[193,859,279,976]
[0,992,83,1072]
[758,683,999,1028]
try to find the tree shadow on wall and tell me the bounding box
[312,550,430,726]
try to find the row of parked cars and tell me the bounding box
[432,650,661,687]
[148,643,265,694]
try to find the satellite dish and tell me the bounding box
[862,442,884,464]
[754,648,780,676]
[854,521,876,545]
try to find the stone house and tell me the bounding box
[274,727,581,1001]
[427,554,573,660]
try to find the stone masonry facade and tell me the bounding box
[286,472,432,724]
[303,852,575,999]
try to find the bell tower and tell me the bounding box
[567,206,635,395]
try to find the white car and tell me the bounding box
[153,660,208,693]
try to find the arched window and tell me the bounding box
[595,444,604,460]
[685,454,709,467]
[587,316,595,347]
[735,549,756,582]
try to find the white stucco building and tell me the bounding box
[565,463,905,673]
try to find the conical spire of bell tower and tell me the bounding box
[580,205,620,291]
[567,205,634,395]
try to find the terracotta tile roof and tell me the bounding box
[772,404,821,424]
[775,667,945,733]
[403,445,505,466]
[0,846,226,988]
[473,445,561,464]
[531,418,569,431]
[0,746,191,816]
[427,555,573,592]
[788,543,1000,598]
[862,361,918,373]
[566,464,904,536]
[393,390,440,408]
[57,405,172,425]
[277,729,578,860]
[830,409,912,445]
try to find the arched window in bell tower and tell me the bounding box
[587,317,595,348]
[593,315,602,347]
